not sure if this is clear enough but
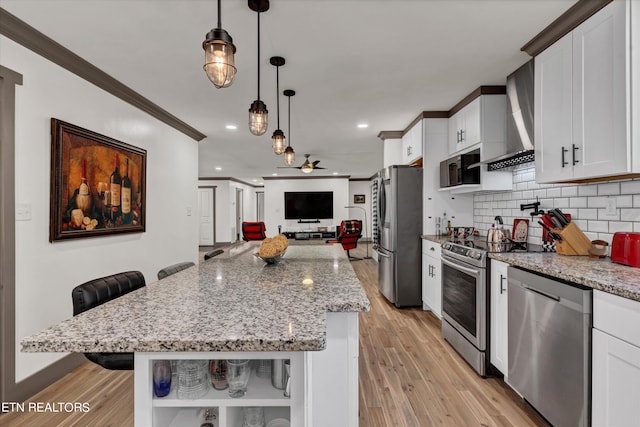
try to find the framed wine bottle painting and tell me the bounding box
[49,118,147,242]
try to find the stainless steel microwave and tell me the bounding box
[440,148,481,188]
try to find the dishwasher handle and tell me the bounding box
[522,285,560,302]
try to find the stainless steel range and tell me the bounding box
[440,240,489,376]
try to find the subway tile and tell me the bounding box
[634,195,640,207]
[578,185,598,197]
[573,219,588,230]
[621,180,640,194]
[569,198,588,208]
[534,189,547,198]
[596,233,613,245]
[546,188,562,198]
[616,195,634,208]
[522,190,534,199]
[516,182,528,191]
[621,208,640,221]
[578,209,598,220]
[598,208,620,221]
[587,197,608,208]
[609,222,634,233]
[584,231,600,241]
[561,186,578,197]
[553,198,570,208]
[587,220,609,233]
[598,182,620,196]
[527,181,540,190]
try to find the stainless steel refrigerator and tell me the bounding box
[376,165,423,307]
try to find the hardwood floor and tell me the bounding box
[1,243,547,426]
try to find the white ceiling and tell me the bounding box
[1,0,576,184]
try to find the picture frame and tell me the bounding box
[354,194,365,204]
[49,118,147,242]
[512,218,530,243]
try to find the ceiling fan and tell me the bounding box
[278,154,326,173]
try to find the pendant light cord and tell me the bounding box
[287,94,291,146]
[276,66,280,129]
[257,10,261,101]
[217,0,221,28]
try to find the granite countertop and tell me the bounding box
[21,244,370,354]
[490,252,640,302]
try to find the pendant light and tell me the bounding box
[248,0,269,136]
[283,89,296,166]
[202,0,236,88]
[270,56,286,155]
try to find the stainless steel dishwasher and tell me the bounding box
[508,267,592,427]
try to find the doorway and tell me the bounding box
[198,186,215,246]
[235,188,244,242]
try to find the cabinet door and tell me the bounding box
[592,328,640,426]
[535,31,574,183]
[572,0,628,179]
[448,113,460,154]
[429,255,441,318]
[421,242,442,318]
[401,129,412,165]
[461,97,481,149]
[490,259,509,375]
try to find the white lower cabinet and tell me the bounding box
[592,290,640,427]
[422,241,441,318]
[489,259,508,376]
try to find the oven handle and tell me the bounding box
[441,255,482,278]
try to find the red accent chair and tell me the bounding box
[242,221,267,241]
[327,220,363,260]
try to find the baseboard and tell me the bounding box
[6,353,85,402]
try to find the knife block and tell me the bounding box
[554,222,592,255]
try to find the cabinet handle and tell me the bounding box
[407,146,412,156]
[456,130,461,143]
[429,247,435,251]
[460,129,465,142]
[500,274,506,294]
[561,146,568,167]
[572,144,579,165]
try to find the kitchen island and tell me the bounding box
[21,243,370,426]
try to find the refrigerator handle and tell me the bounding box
[377,250,391,258]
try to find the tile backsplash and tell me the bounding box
[473,164,640,246]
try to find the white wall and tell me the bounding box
[348,180,374,240]
[198,180,258,243]
[264,178,350,236]
[1,36,199,381]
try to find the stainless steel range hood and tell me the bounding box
[486,59,535,170]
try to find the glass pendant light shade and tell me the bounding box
[249,100,268,136]
[202,1,236,88]
[203,30,236,88]
[272,129,286,155]
[284,146,295,165]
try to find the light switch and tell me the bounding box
[605,198,617,216]
[16,203,32,221]
[186,206,192,216]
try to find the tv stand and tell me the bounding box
[297,219,320,224]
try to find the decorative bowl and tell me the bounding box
[254,249,286,264]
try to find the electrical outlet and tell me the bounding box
[186,206,192,216]
[605,198,617,216]
[16,203,32,221]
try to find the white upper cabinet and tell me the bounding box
[402,120,423,165]
[448,94,506,157]
[536,0,638,183]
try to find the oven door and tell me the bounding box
[441,255,486,350]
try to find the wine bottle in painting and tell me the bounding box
[110,153,121,222]
[76,158,91,215]
[121,158,132,224]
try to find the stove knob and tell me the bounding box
[472,251,482,260]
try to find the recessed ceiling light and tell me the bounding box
[259,182,264,185]
[357,123,369,128]
[272,173,278,176]
[333,172,339,175]
[225,125,237,130]
[252,179,257,182]
[215,166,222,171]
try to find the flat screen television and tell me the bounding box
[284,191,333,220]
